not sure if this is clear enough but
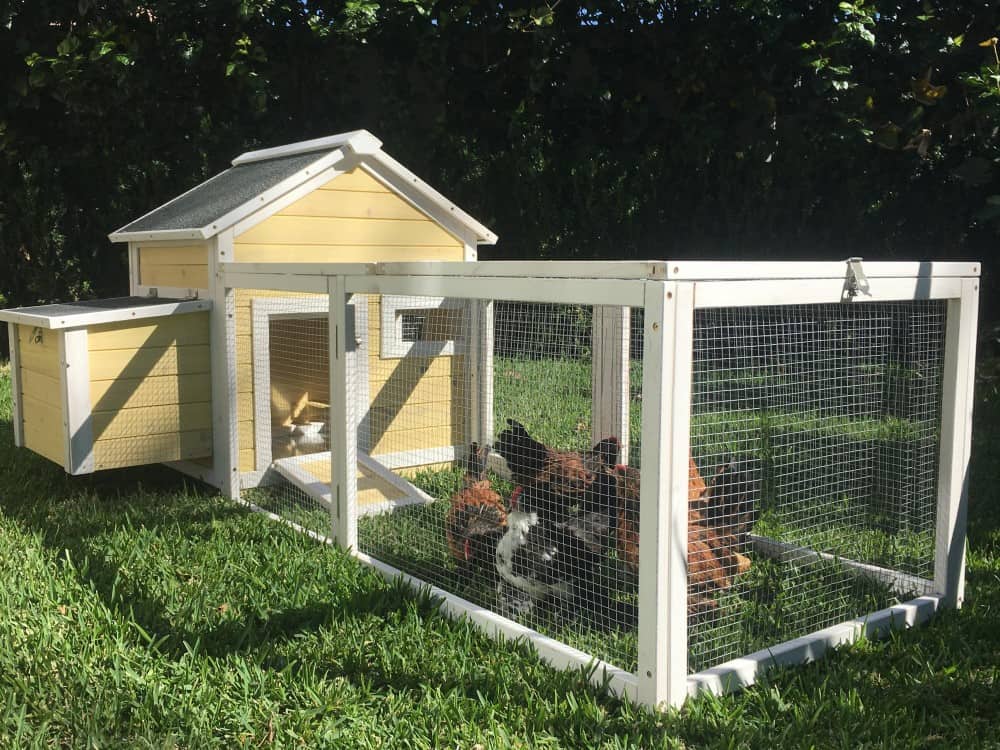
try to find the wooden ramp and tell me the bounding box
[271,451,434,516]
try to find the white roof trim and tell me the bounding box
[232,130,382,166]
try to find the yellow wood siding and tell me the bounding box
[137,243,209,290]
[16,324,66,466]
[228,167,468,472]
[89,312,212,465]
[93,430,213,470]
[366,297,464,463]
[232,168,465,264]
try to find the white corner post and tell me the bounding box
[637,281,694,710]
[592,306,631,460]
[466,299,495,450]
[210,233,240,500]
[934,276,980,608]
[329,275,358,550]
[59,327,94,474]
[8,322,24,447]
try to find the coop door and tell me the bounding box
[251,296,367,470]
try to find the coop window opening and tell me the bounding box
[217,263,976,713]
[380,294,462,358]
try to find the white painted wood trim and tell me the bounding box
[934,277,979,607]
[109,228,209,243]
[329,276,357,549]
[0,298,211,329]
[376,260,666,279]
[666,283,695,706]
[379,294,460,358]
[210,233,240,499]
[128,242,140,296]
[591,306,631,462]
[670,260,979,281]
[59,328,94,474]
[232,130,381,165]
[479,301,495,448]
[357,452,436,504]
[688,594,942,697]
[347,275,645,308]
[352,549,637,702]
[220,261,376,280]
[693,276,963,309]
[8,322,24,447]
[636,280,673,709]
[751,534,934,595]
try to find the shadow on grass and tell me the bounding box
[0,419,441,665]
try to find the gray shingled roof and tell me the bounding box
[118,151,328,234]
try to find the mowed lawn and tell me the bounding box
[0,360,999,748]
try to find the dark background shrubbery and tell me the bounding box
[2,1,998,356]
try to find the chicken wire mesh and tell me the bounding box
[687,300,947,672]
[356,297,643,672]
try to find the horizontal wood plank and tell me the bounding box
[93,430,213,469]
[278,190,428,222]
[91,402,212,441]
[370,374,460,405]
[90,373,212,411]
[371,424,461,455]
[18,325,59,354]
[321,169,391,193]
[139,264,209,290]
[20,371,62,407]
[232,243,464,264]
[89,344,210,381]
[137,244,208,266]
[87,313,210,350]
[236,215,460,248]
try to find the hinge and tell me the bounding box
[844,257,871,300]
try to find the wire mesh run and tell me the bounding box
[357,299,642,673]
[687,300,947,672]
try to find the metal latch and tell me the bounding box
[843,257,871,300]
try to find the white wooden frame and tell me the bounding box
[7,322,24,447]
[216,260,979,713]
[378,294,461,359]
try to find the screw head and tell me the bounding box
[652,322,659,331]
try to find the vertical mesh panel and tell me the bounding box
[237,290,334,540]
[687,300,946,672]
[357,298,643,672]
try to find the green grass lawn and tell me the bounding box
[1,359,999,747]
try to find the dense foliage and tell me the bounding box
[1,1,998,336]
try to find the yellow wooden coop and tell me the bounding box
[1,130,498,508]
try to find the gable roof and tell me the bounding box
[108,130,498,245]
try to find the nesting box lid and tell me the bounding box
[0,296,211,329]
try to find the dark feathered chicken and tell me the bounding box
[445,443,507,567]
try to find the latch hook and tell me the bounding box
[843,257,871,300]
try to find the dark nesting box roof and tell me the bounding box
[117,153,325,235]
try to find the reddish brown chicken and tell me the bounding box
[615,456,753,616]
[445,443,508,567]
[615,455,711,574]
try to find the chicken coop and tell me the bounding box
[0,131,980,711]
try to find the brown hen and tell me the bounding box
[445,443,507,567]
